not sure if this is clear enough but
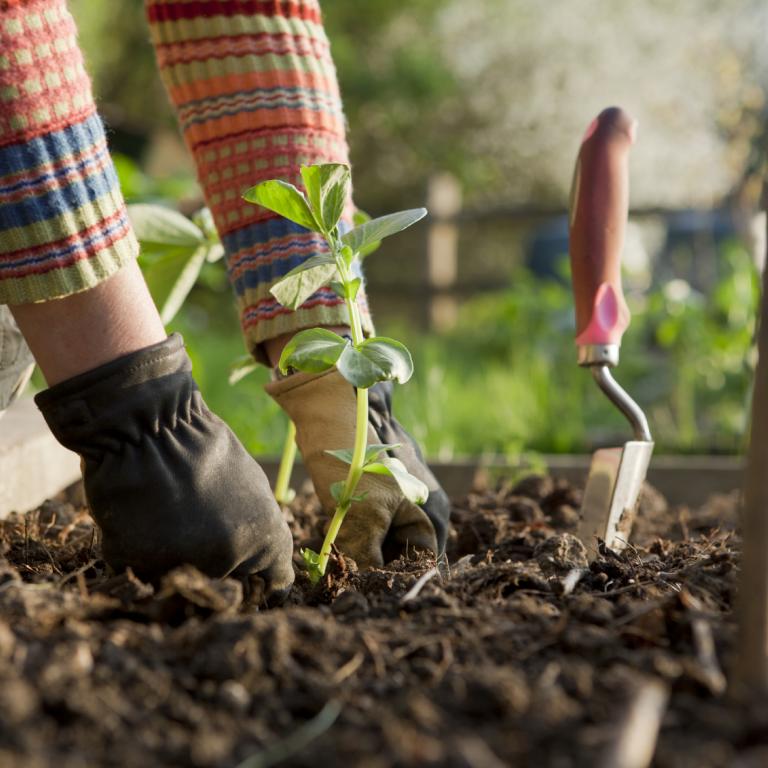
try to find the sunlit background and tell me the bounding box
[66,0,768,459]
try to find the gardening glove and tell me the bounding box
[0,306,35,417]
[265,369,450,568]
[35,333,294,602]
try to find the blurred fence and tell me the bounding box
[364,173,759,333]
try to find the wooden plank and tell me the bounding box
[255,454,744,508]
[735,220,768,692]
[0,397,80,518]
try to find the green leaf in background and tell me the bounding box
[128,204,205,247]
[300,163,351,234]
[342,208,427,256]
[143,245,208,325]
[192,207,220,243]
[205,243,226,263]
[279,328,350,375]
[270,261,340,310]
[336,337,414,388]
[243,180,319,232]
[363,457,429,504]
[228,355,259,385]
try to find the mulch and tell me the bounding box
[0,472,763,768]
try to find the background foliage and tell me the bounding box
[63,0,768,458]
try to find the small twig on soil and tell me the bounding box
[332,652,364,684]
[400,567,439,604]
[58,558,99,589]
[599,677,668,768]
[681,590,727,696]
[361,632,386,679]
[235,699,342,768]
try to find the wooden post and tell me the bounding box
[736,204,768,692]
[426,173,462,331]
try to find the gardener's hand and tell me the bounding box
[266,369,450,569]
[35,334,294,604]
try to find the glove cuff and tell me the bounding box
[35,333,201,456]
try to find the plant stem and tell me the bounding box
[274,419,297,504]
[314,236,370,577]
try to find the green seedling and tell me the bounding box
[128,204,224,325]
[244,163,429,582]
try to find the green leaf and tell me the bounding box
[228,355,258,385]
[279,328,350,375]
[300,163,351,233]
[342,208,427,256]
[143,245,208,325]
[363,457,429,504]
[191,207,220,242]
[352,209,381,258]
[335,336,414,388]
[363,443,401,463]
[340,245,355,268]
[301,548,323,583]
[330,481,346,503]
[325,448,354,465]
[243,180,319,232]
[128,204,205,247]
[205,243,225,263]
[329,277,361,300]
[270,262,339,310]
[325,442,401,467]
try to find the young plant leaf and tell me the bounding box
[329,277,361,300]
[142,245,208,325]
[341,208,427,256]
[363,457,429,505]
[336,337,414,388]
[192,207,220,242]
[279,328,350,375]
[330,481,346,503]
[128,204,205,247]
[325,448,354,465]
[352,209,381,258]
[270,262,339,310]
[300,163,351,233]
[325,442,401,467]
[301,548,323,583]
[205,243,225,263]
[363,443,401,464]
[243,180,319,232]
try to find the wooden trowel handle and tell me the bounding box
[569,107,636,347]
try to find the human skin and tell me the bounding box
[10,261,166,387]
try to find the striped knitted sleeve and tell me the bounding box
[145,0,374,363]
[0,0,138,306]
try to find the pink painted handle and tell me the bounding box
[569,107,636,346]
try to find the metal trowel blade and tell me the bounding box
[577,440,654,559]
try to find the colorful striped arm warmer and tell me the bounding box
[0,0,137,306]
[146,0,374,363]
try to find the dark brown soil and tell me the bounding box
[0,474,762,768]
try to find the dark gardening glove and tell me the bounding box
[35,334,294,601]
[266,369,450,568]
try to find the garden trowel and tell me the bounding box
[569,107,653,559]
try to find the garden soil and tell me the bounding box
[0,473,763,768]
